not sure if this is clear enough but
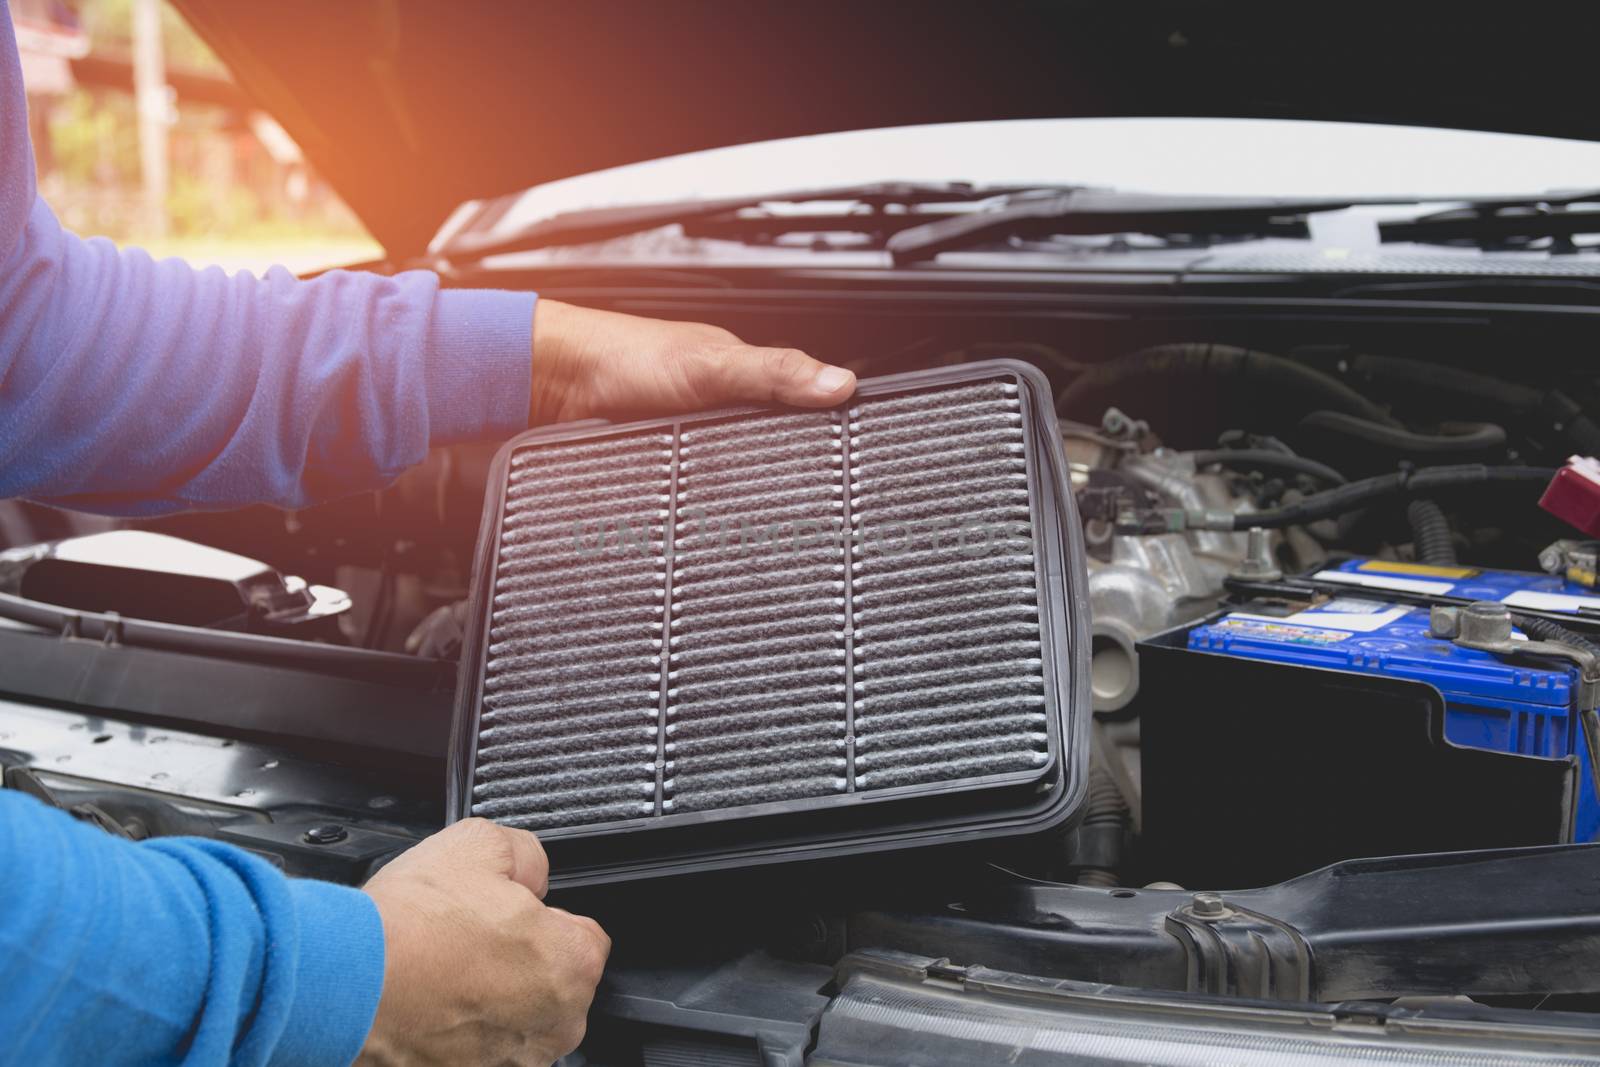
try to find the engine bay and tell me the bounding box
[7,301,1600,1052]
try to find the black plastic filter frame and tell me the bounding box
[447,360,1090,885]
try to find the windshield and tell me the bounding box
[435,117,1600,253]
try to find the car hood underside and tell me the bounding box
[172,0,1600,259]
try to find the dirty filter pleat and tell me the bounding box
[667,412,850,812]
[470,432,672,829]
[849,381,1050,789]
[468,375,1059,836]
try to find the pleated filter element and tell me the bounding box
[452,363,1086,868]
[668,412,851,812]
[848,382,1050,790]
[470,432,672,830]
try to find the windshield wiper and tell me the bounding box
[1379,196,1600,251]
[887,188,1600,265]
[884,190,1391,264]
[436,182,1082,263]
[441,183,1600,267]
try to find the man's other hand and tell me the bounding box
[359,818,609,1066]
[529,299,856,424]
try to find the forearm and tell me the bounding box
[0,198,533,515]
[0,791,384,1066]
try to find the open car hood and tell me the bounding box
[173,1,1600,258]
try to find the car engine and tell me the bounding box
[6,329,1600,1040]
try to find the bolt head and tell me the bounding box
[1428,605,1461,639]
[1230,527,1282,581]
[303,824,348,845]
[1190,891,1228,918]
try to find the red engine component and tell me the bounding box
[1539,457,1600,537]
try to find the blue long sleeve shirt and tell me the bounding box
[0,2,538,1062]
[0,16,534,514]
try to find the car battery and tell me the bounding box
[1187,595,1599,841]
[1295,557,1600,619]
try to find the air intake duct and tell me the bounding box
[449,361,1088,885]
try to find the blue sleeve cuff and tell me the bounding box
[269,879,386,1067]
[424,288,536,445]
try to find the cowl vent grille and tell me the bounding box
[450,361,1088,883]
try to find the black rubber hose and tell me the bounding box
[1056,343,1401,428]
[1233,464,1555,530]
[1073,760,1130,889]
[1188,448,1347,485]
[1349,354,1544,414]
[1512,613,1600,660]
[1406,499,1457,566]
[1349,354,1600,456]
[1298,410,1507,457]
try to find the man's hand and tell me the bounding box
[529,299,856,424]
[359,818,609,1066]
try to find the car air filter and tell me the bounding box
[449,360,1088,884]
